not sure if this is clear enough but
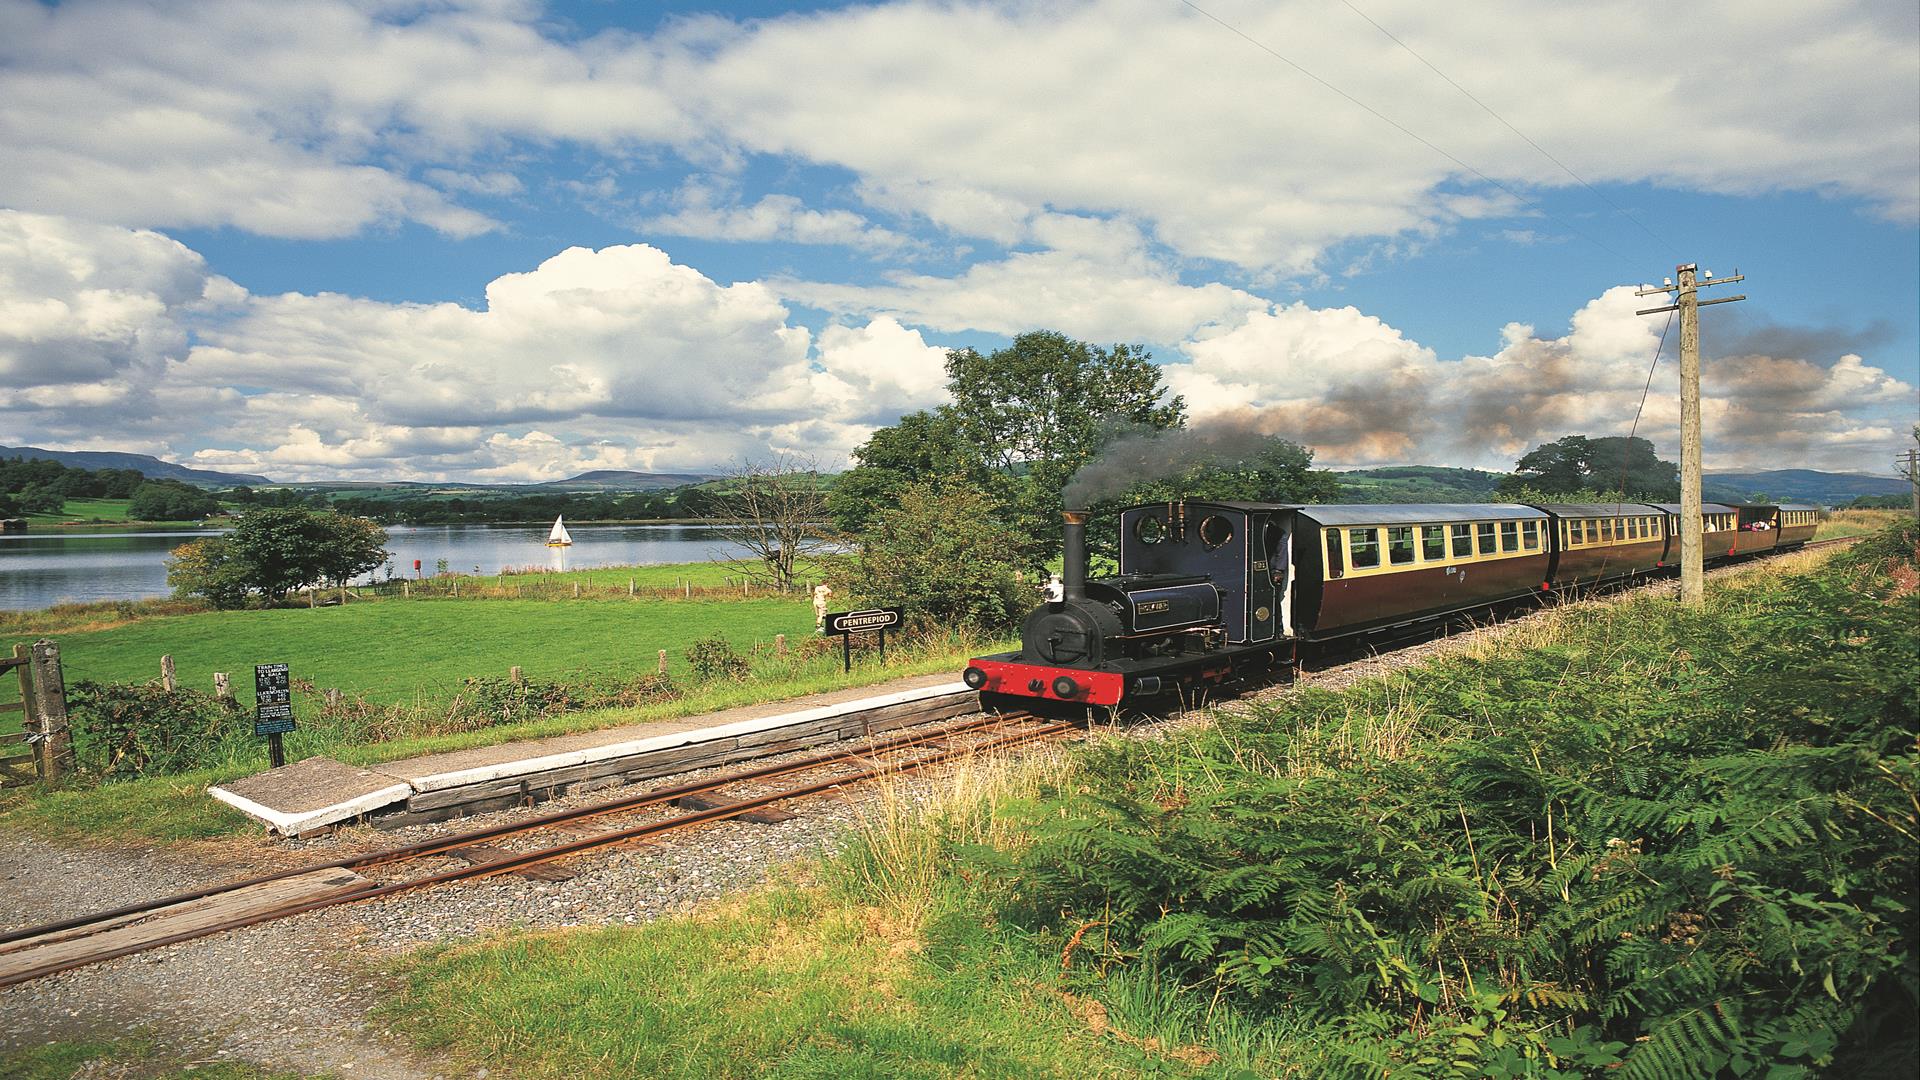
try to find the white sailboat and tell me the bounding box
[545,515,573,547]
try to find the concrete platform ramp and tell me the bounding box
[209,675,975,835]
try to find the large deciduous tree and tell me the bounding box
[222,507,389,601]
[1498,434,1679,500]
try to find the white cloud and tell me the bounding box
[1163,287,1917,471]
[780,247,1268,344]
[644,183,911,252]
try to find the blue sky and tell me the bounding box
[1,0,1914,482]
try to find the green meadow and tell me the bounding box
[31,595,815,703]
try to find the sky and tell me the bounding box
[0,0,1915,484]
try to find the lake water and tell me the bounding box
[0,523,758,610]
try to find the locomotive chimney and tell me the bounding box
[1061,509,1089,602]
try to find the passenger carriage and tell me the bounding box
[1648,503,1739,563]
[1729,504,1785,558]
[1772,504,1820,549]
[1542,503,1667,588]
[1290,504,1550,637]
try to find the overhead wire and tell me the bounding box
[1335,0,1674,251]
[1176,0,1645,270]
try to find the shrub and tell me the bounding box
[832,480,1029,631]
[165,537,252,609]
[66,680,243,778]
[685,634,751,681]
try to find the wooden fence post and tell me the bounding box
[403,581,410,599]
[213,671,232,702]
[629,577,635,597]
[776,634,787,656]
[29,640,73,782]
[160,654,176,691]
[658,649,667,674]
[324,688,342,709]
[684,580,691,600]
[510,666,524,684]
[573,583,580,598]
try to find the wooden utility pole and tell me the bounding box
[1638,264,1745,608]
[1898,445,1919,522]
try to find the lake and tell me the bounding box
[0,523,759,610]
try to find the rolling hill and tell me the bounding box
[0,445,269,487]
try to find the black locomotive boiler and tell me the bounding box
[964,499,1818,708]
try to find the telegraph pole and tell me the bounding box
[1898,445,1919,523]
[1638,264,1745,608]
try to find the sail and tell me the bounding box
[548,515,573,544]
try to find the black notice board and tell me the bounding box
[254,663,295,736]
[822,608,903,635]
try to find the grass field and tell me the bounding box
[20,495,237,528]
[28,596,815,703]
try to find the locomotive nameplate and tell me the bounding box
[1251,560,1269,572]
[1136,599,1171,614]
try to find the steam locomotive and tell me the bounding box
[962,499,1819,708]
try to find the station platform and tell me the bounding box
[210,674,976,835]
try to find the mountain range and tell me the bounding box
[0,445,269,487]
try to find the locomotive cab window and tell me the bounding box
[1350,527,1380,569]
[1197,515,1234,550]
[1500,521,1518,552]
[1326,529,1344,578]
[1387,526,1415,565]
[1133,514,1166,545]
[1451,524,1473,559]
[1421,525,1446,561]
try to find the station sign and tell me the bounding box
[822,608,903,635]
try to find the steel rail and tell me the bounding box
[0,711,1029,949]
[0,719,1072,989]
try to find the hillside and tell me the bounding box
[0,445,268,487]
[534,469,722,492]
[1333,465,1505,503]
[1703,468,1907,506]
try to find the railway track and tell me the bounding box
[0,711,1072,989]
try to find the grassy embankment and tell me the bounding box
[384,526,1917,1079]
[0,560,1000,844]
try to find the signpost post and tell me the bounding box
[821,608,904,674]
[254,663,294,768]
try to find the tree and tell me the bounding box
[166,537,252,609]
[831,481,1029,630]
[225,508,389,600]
[709,455,834,592]
[15,483,63,514]
[129,481,219,520]
[827,408,978,534]
[1498,434,1678,500]
[947,331,1185,561]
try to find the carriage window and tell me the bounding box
[1197,515,1234,550]
[1133,514,1166,545]
[1522,520,1540,549]
[1500,521,1518,552]
[1451,523,1473,559]
[1600,519,1614,541]
[1350,528,1380,568]
[1583,520,1598,543]
[1477,522,1496,555]
[1421,525,1446,561]
[1325,529,1344,579]
[1387,526,1415,565]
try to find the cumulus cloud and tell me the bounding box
[1,217,963,479]
[1162,287,1916,471]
